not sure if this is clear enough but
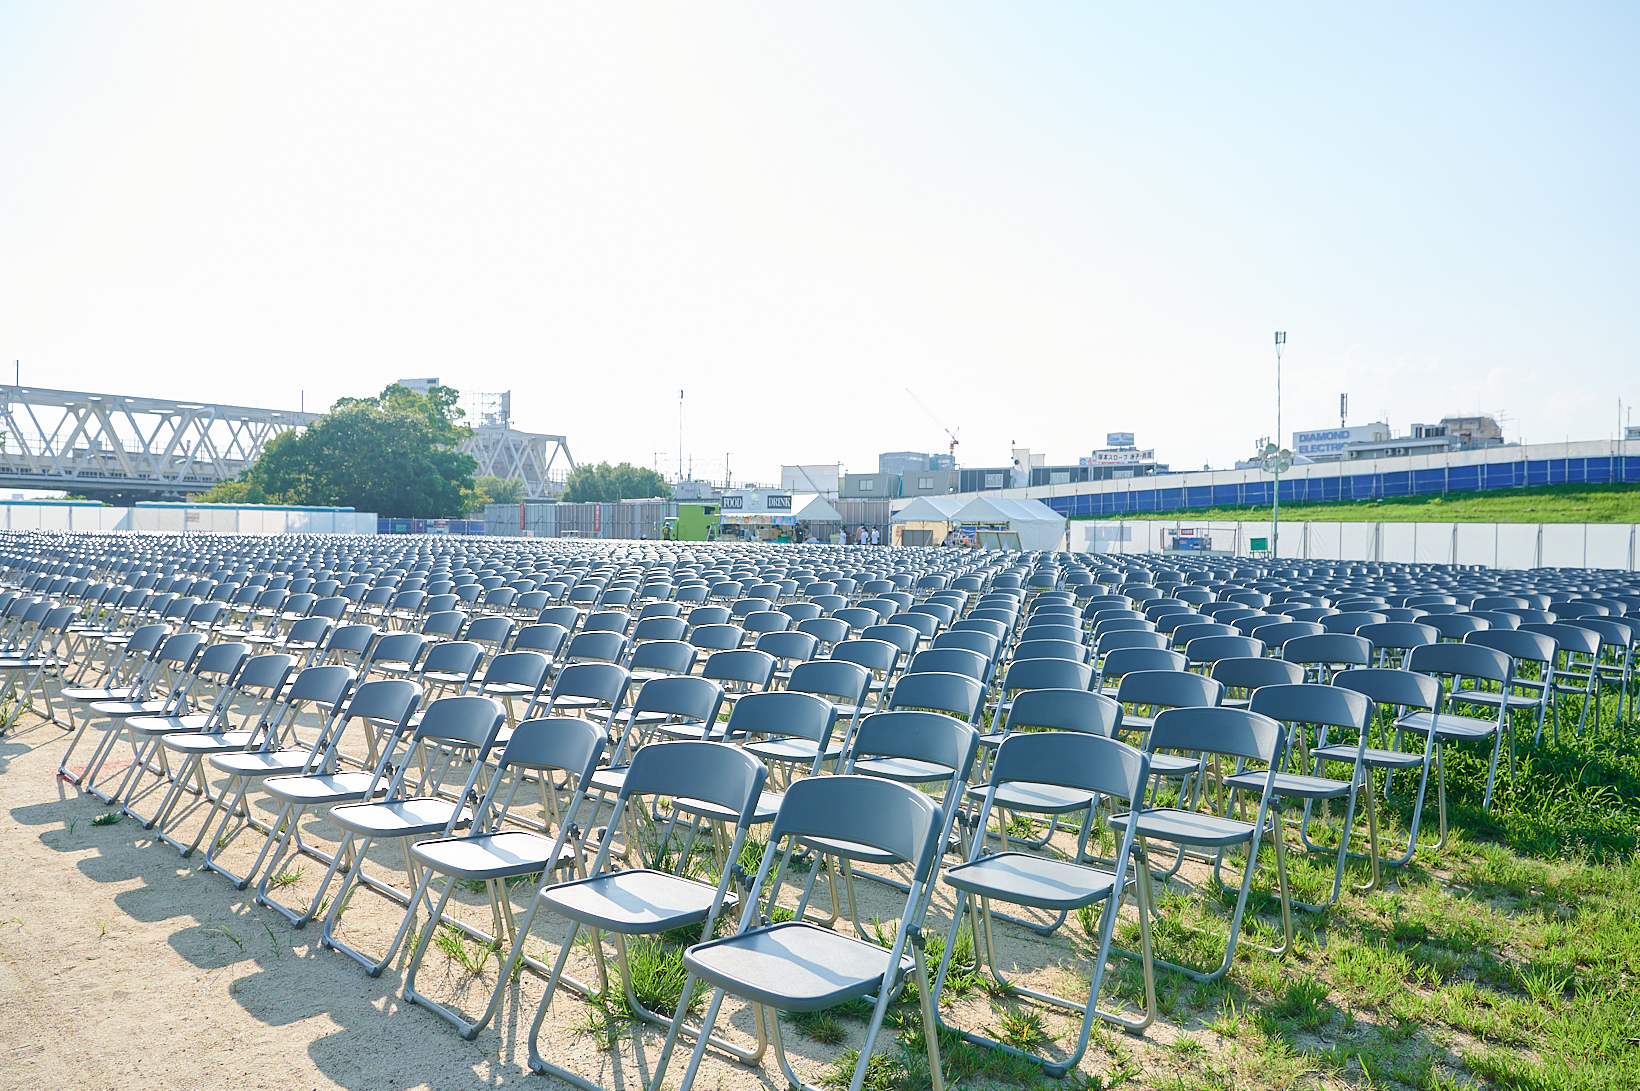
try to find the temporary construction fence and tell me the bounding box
[0,500,376,535]
[1075,518,1640,570]
[483,499,672,539]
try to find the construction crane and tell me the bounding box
[904,388,960,461]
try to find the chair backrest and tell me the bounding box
[547,661,632,708]
[481,649,552,689]
[905,647,988,681]
[1100,647,1186,679]
[701,649,777,691]
[1013,638,1088,663]
[1149,706,1284,765]
[861,623,920,657]
[989,730,1148,806]
[566,630,629,663]
[1184,634,1264,665]
[1321,611,1389,634]
[722,690,838,749]
[1334,667,1441,711]
[754,630,819,665]
[419,639,483,679]
[1114,666,1224,710]
[619,741,767,828]
[629,639,699,676]
[512,622,569,657]
[999,655,1093,694]
[830,637,901,675]
[1522,622,1600,656]
[1248,683,1370,732]
[742,610,792,635]
[1096,629,1169,655]
[765,774,943,881]
[850,710,981,788]
[410,694,508,751]
[536,605,582,633]
[1283,633,1373,667]
[1405,641,1511,685]
[886,670,984,723]
[1002,687,1120,736]
[950,617,1009,643]
[787,659,872,708]
[1209,656,1304,693]
[631,615,688,643]
[1424,614,1489,640]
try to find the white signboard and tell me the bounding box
[1292,423,1388,457]
[719,490,792,514]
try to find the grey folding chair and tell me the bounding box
[77,631,210,801]
[1283,633,1373,684]
[1110,706,1292,982]
[1208,656,1303,708]
[403,715,607,1037]
[317,695,508,973]
[937,731,1154,1073]
[512,741,769,1088]
[651,774,947,1091]
[249,679,424,922]
[778,658,874,766]
[1462,629,1556,744]
[470,650,553,727]
[1243,684,1374,908]
[1326,668,1442,870]
[1393,642,1513,839]
[1096,646,1185,694]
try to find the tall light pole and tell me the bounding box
[1262,332,1290,562]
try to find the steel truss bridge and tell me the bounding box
[0,386,318,504]
[463,426,576,499]
[0,385,577,504]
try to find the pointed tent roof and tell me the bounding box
[891,496,965,523]
[951,495,1066,550]
[792,494,842,522]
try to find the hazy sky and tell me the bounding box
[2,3,1635,485]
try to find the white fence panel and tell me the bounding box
[1452,524,1496,567]
[1538,524,1586,569]
[1415,523,1455,565]
[1585,524,1634,571]
[1339,522,1378,561]
[1381,523,1416,563]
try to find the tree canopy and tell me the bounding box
[465,474,526,512]
[196,383,478,517]
[559,462,671,503]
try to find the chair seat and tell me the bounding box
[1146,752,1199,776]
[60,686,139,703]
[209,748,312,777]
[943,851,1118,911]
[540,869,723,934]
[1109,808,1256,848]
[88,699,171,717]
[851,756,954,784]
[1312,744,1425,770]
[128,713,212,737]
[1225,770,1352,800]
[1395,711,1500,741]
[164,730,257,754]
[672,789,783,825]
[589,765,629,794]
[683,921,909,1013]
[262,770,384,806]
[479,681,537,697]
[743,738,843,766]
[963,780,1097,816]
[411,830,577,881]
[329,797,468,838]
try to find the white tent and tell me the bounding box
[890,496,965,523]
[792,494,843,522]
[950,496,1067,551]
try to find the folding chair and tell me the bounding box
[77,632,210,800]
[470,650,553,728]
[194,665,360,872]
[937,731,1154,1072]
[318,695,508,973]
[1110,706,1292,982]
[513,741,768,1087]
[251,680,424,924]
[1283,633,1372,684]
[651,774,947,1091]
[1462,629,1556,745]
[403,715,607,1037]
[1392,643,1513,842]
[1243,684,1374,908]
[1325,668,1442,869]
[1209,656,1302,709]
[778,659,874,765]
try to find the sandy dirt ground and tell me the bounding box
[0,705,1134,1091]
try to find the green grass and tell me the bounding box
[799,689,1640,1090]
[1072,480,1640,524]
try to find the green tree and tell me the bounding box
[194,383,477,517]
[463,474,527,512]
[559,462,671,503]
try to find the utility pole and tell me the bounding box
[1340,392,1348,429]
[1275,332,1286,451]
[678,390,684,483]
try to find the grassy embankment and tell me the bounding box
[1073,482,1640,524]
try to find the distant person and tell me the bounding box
[857,525,868,545]
[870,527,880,546]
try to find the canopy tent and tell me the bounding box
[950,496,1067,551]
[889,495,965,546]
[793,494,843,522]
[890,496,965,523]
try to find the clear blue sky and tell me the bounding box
[1,3,1634,483]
